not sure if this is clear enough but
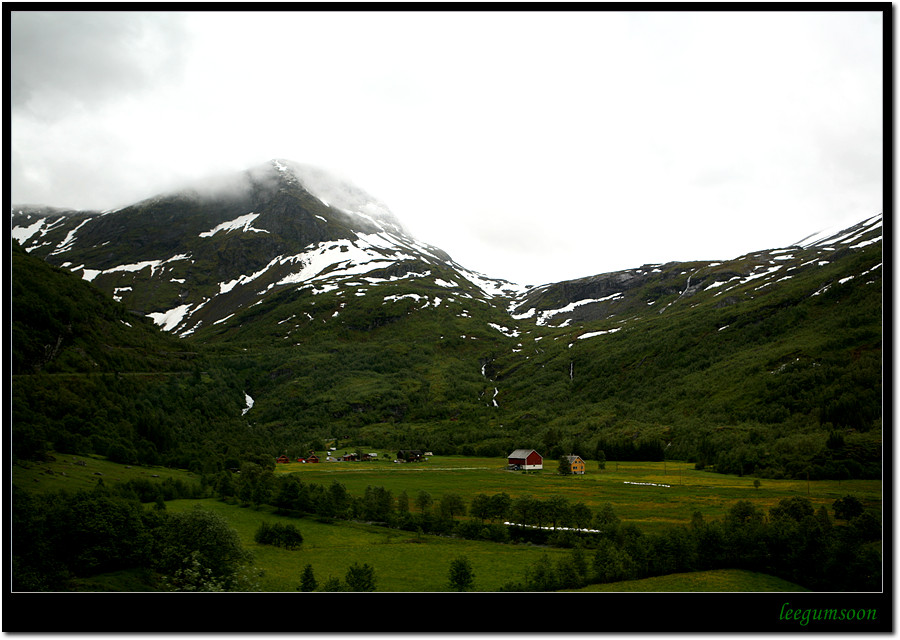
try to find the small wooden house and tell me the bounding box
[397,449,423,462]
[342,453,359,462]
[307,454,320,463]
[565,455,586,475]
[507,449,543,471]
[276,455,290,464]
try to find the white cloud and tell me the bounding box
[10,10,884,285]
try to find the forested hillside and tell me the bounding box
[11,240,270,467]
[10,163,883,483]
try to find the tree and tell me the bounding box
[543,495,571,529]
[320,576,344,591]
[448,555,475,592]
[593,503,621,538]
[397,490,410,514]
[328,481,351,518]
[470,493,492,524]
[489,493,512,523]
[415,490,433,515]
[344,562,377,591]
[362,485,394,522]
[569,502,593,531]
[525,554,558,591]
[557,455,572,475]
[597,450,606,471]
[154,506,253,591]
[833,495,864,520]
[512,495,540,527]
[255,522,304,550]
[298,564,318,592]
[438,493,466,520]
[770,496,814,523]
[237,462,273,507]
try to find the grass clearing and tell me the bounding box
[163,498,571,592]
[273,456,881,534]
[14,453,880,592]
[570,569,808,592]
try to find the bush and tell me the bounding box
[254,521,304,550]
[154,506,253,591]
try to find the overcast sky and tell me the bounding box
[10,9,884,285]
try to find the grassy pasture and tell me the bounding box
[163,498,572,592]
[274,456,881,533]
[13,453,878,592]
[569,569,809,592]
[11,453,197,494]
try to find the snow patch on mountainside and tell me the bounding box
[78,254,191,283]
[200,212,269,237]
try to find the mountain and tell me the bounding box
[10,161,883,479]
[11,159,525,338]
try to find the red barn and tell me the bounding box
[276,455,290,464]
[507,449,543,471]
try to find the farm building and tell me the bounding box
[564,455,586,475]
[397,450,424,462]
[276,455,290,464]
[342,453,359,462]
[507,449,543,471]
[307,454,320,463]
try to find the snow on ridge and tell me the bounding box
[147,303,192,332]
[269,233,418,289]
[488,322,520,338]
[12,218,48,244]
[455,265,529,299]
[199,212,269,238]
[797,213,883,249]
[577,327,622,340]
[77,253,191,283]
[527,293,625,326]
[50,218,94,255]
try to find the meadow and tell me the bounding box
[269,454,881,534]
[13,453,880,592]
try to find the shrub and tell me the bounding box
[254,521,304,550]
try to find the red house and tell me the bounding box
[507,449,543,471]
[276,455,290,464]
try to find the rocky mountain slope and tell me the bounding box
[12,160,525,338]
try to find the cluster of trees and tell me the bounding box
[217,468,601,540]
[296,562,377,592]
[254,521,304,550]
[210,468,881,591]
[500,497,881,592]
[12,485,256,592]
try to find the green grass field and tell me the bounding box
[569,569,809,592]
[14,453,881,534]
[162,498,572,592]
[270,455,881,533]
[13,453,878,592]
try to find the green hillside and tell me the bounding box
[10,240,270,467]
[9,206,883,484]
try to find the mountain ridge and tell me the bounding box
[11,159,882,338]
[11,160,883,479]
